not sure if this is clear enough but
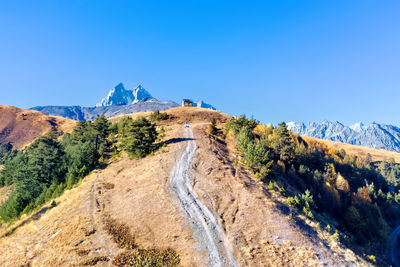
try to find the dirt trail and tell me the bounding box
[169,126,238,267]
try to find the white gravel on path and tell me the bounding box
[169,127,238,267]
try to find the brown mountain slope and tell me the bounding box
[0,108,369,266]
[304,136,400,163]
[0,105,76,149]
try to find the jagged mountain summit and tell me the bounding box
[287,120,400,153]
[31,83,179,121]
[96,83,153,107]
[31,82,219,121]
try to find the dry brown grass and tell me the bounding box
[0,105,76,149]
[304,136,400,163]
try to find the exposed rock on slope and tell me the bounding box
[0,105,75,149]
[288,120,400,153]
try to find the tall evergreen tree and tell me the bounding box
[119,117,158,159]
[271,122,295,167]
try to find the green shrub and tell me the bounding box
[326,224,332,232]
[366,255,376,263]
[225,115,258,137]
[287,197,296,207]
[113,248,180,267]
[268,181,276,190]
[236,127,254,154]
[279,187,287,197]
[244,140,273,179]
[209,118,218,135]
[103,214,136,249]
[150,110,169,121]
[331,230,339,241]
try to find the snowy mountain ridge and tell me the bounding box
[96,83,153,107]
[287,121,400,153]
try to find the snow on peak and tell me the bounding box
[350,122,366,132]
[132,85,153,103]
[96,83,154,107]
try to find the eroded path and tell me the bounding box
[169,126,238,267]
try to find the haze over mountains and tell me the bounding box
[31,83,215,121]
[288,120,400,153]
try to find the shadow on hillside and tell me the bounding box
[1,205,55,238]
[162,138,195,145]
[273,200,331,250]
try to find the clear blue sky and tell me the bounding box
[0,1,399,125]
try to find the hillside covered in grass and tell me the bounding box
[224,115,400,264]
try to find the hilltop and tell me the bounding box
[0,105,76,149]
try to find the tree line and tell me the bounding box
[0,115,158,223]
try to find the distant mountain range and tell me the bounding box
[287,121,400,153]
[31,83,215,121]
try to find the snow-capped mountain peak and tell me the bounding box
[96,83,135,107]
[132,85,153,103]
[96,83,154,107]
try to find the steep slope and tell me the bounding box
[288,121,400,153]
[0,105,76,149]
[0,108,368,266]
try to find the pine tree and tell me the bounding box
[271,122,295,167]
[236,127,254,154]
[119,117,158,159]
[208,118,218,135]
